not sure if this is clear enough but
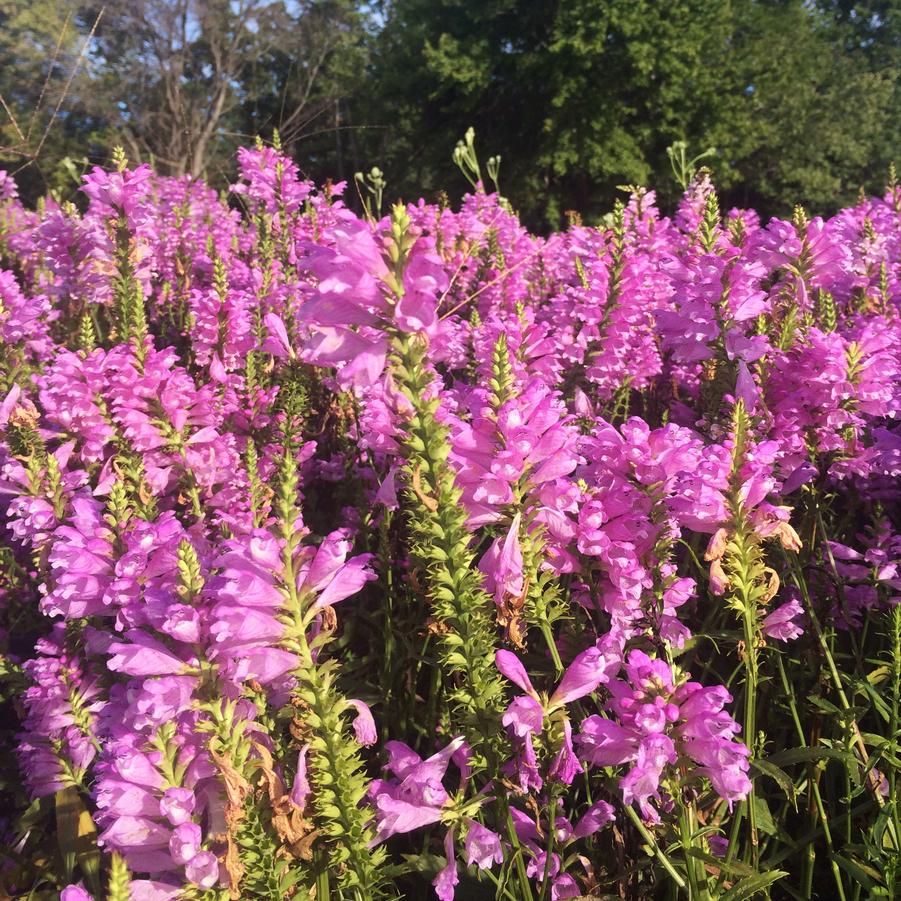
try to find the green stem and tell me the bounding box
[679,801,709,901]
[787,553,899,850]
[477,865,520,901]
[391,333,505,742]
[316,857,330,901]
[887,602,901,899]
[276,471,383,897]
[624,804,686,891]
[536,788,558,901]
[503,805,536,901]
[539,619,563,676]
[740,597,759,868]
[776,652,846,901]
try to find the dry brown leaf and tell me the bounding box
[410,463,438,512]
[252,742,318,861]
[427,616,451,635]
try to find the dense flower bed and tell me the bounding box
[0,146,899,900]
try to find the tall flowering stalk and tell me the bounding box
[453,328,578,660]
[385,206,505,742]
[270,411,387,897]
[705,401,801,865]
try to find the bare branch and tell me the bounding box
[31,7,105,166]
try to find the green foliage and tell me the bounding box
[817,289,838,333]
[3,0,899,220]
[355,166,387,220]
[668,139,717,191]
[55,785,102,895]
[452,126,483,190]
[271,427,388,898]
[0,0,370,197]
[359,0,900,228]
[0,0,106,202]
[291,659,389,897]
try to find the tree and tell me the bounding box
[533,0,735,223]
[709,0,896,212]
[0,0,105,202]
[3,0,899,217]
[359,0,899,228]
[816,0,901,178]
[233,0,370,183]
[358,0,557,220]
[85,0,288,178]
[72,0,369,181]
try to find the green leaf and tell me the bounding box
[766,746,856,769]
[808,696,841,716]
[55,786,102,895]
[685,847,756,877]
[859,681,892,723]
[751,796,777,837]
[832,853,883,890]
[750,758,796,801]
[719,869,788,901]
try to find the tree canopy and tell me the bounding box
[1,0,899,224]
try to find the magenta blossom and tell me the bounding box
[578,651,751,820]
[369,737,468,843]
[496,645,617,788]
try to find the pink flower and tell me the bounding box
[370,737,467,843]
[185,850,220,888]
[464,821,504,869]
[107,631,191,677]
[762,597,804,642]
[349,699,377,746]
[573,800,615,838]
[549,646,617,708]
[434,830,459,901]
[169,823,201,865]
[159,788,195,827]
[291,747,311,811]
[61,887,93,901]
[578,651,750,819]
[479,514,524,607]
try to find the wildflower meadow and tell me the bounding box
[0,139,899,900]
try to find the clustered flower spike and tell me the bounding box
[578,650,751,821]
[0,147,898,901]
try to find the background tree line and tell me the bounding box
[1,0,899,229]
